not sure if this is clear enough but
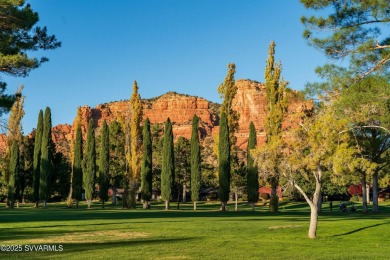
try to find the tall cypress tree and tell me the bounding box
[141,118,152,209]
[84,119,96,209]
[8,140,20,208]
[161,118,174,210]
[219,112,230,211]
[39,107,52,208]
[33,109,43,207]
[72,125,83,208]
[190,114,201,210]
[247,122,258,210]
[99,120,109,208]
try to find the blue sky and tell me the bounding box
[4,0,333,133]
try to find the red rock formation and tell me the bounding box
[0,79,312,158]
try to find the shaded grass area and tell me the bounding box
[1,201,390,259]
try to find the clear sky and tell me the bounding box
[4,0,333,133]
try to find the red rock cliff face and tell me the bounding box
[72,92,218,143]
[0,79,312,157]
[231,79,313,149]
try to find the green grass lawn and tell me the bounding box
[1,201,389,259]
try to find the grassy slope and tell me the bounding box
[0,201,389,259]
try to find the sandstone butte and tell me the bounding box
[0,79,313,157]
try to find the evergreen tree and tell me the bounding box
[219,112,230,211]
[84,119,96,209]
[141,118,152,209]
[39,107,53,208]
[190,114,201,210]
[109,121,125,205]
[8,140,20,208]
[175,137,191,207]
[0,1,61,115]
[72,125,83,208]
[247,122,258,210]
[99,120,109,208]
[161,118,174,210]
[301,0,390,78]
[32,109,43,207]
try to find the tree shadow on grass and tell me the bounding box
[333,221,390,237]
[0,237,196,259]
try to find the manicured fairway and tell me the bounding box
[1,201,389,259]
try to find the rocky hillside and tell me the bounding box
[0,79,313,158]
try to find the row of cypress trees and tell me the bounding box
[21,106,254,210]
[67,114,202,210]
[159,115,202,210]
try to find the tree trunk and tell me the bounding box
[193,201,197,211]
[112,186,117,205]
[235,191,238,211]
[366,183,370,205]
[128,180,137,209]
[221,201,227,211]
[43,200,47,208]
[361,172,368,213]
[251,202,255,211]
[76,200,79,208]
[293,168,322,239]
[35,201,39,208]
[308,205,318,239]
[182,183,187,203]
[269,176,279,212]
[372,172,379,213]
[165,200,170,210]
[102,200,105,209]
[143,200,150,209]
[87,199,91,208]
[317,194,322,213]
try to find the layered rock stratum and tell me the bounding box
[0,79,313,157]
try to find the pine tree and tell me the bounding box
[247,122,258,210]
[8,140,20,208]
[264,41,288,212]
[190,114,201,210]
[99,120,109,208]
[72,125,83,208]
[141,118,152,209]
[84,119,96,209]
[0,1,60,115]
[39,107,53,208]
[161,118,174,210]
[219,112,230,211]
[33,109,43,207]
